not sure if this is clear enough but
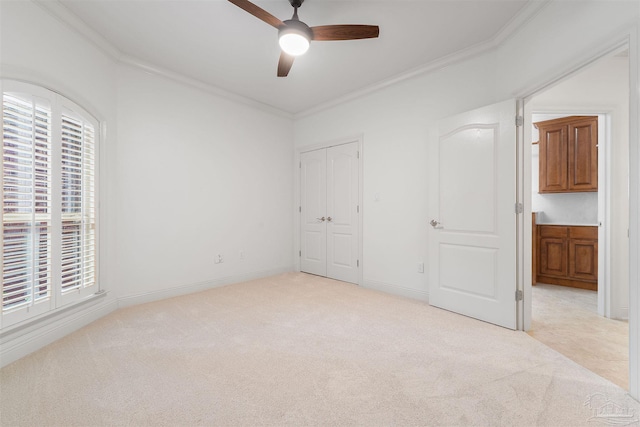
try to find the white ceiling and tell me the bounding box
[57,0,535,114]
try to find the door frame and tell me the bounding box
[526,111,611,318]
[516,28,639,399]
[294,134,364,286]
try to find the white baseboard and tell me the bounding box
[1,267,293,368]
[0,296,118,368]
[117,266,294,309]
[614,306,629,320]
[362,279,429,302]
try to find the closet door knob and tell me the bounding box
[327,216,333,222]
[316,216,326,222]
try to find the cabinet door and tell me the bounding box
[569,240,597,281]
[568,117,598,191]
[568,226,598,282]
[539,123,568,193]
[538,226,568,277]
[539,237,568,277]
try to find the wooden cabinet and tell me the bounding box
[536,224,597,290]
[532,213,537,285]
[535,116,598,193]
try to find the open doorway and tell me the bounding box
[525,50,630,389]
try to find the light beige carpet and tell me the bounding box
[1,272,639,426]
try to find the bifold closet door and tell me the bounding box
[300,142,359,284]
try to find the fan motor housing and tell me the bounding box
[280,19,313,40]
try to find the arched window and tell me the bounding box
[2,81,99,328]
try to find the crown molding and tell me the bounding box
[294,0,551,119]
[491,0,551,46]
[33,0,122,61]
[294,40,497,119]
[119,56,293,119]
[31,0,292,119]
[31,0,550,120]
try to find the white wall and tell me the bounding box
[529,56,630,319]
[295,52,501,299]
[0,0,119,365]
[0,0,295,363]
[116,65,294,304]
[294,2,639,303]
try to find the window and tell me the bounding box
[2,81,98,328]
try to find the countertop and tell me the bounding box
[532,212,598,227]
[536,223,599,227]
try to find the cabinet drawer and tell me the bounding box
[538,225,568,238]
[569,226,597,240]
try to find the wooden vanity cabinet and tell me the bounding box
[535,116,598,193]
[536,224,597,291]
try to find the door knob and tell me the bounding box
[327,216,333,222]
[316,216,326,222]
[429,219,440,228]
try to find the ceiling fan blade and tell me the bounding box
[228,0,284,29]
[311,25,379,41]
[277,52,295,77]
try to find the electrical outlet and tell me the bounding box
[215,254,223,264]
[417,262,424,273]
[239,250,245,260]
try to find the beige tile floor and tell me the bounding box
[528,283,629,389]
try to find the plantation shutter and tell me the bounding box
[2,82,99,328]
[2,94,52,314]
[60,113,96,296]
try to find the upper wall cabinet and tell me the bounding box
[535,116,598,193]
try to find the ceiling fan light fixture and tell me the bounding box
[279,33,309,56]
[227,0,380,77]
[278,20,312,56]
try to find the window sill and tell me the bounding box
[1,289,109,339]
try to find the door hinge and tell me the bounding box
[299,250,301,257]
[357,151,360,159]
[299,161,301,168]
[299,206,301,213]
[515,202,523,214]
[357,260,359,267]
[357,205,359,213]
[516,290,523,301]
[515,116,524,127]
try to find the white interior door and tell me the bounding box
[428,99,517,329]
[300,142,359,284]
[301,149,327,277]
[326,143,359,283]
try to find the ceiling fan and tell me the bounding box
[228,0,380,77]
